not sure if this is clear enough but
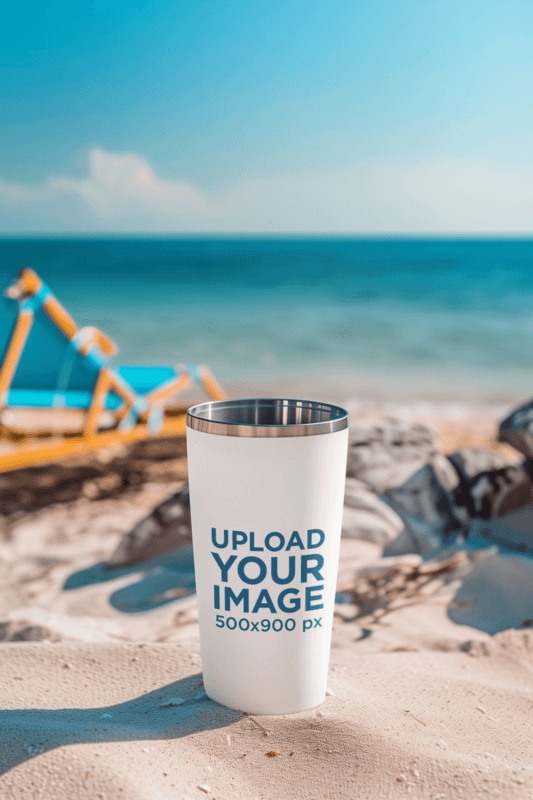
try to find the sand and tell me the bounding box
[0,632,532,800]
[1,402,533,799]
[1,612,532,799]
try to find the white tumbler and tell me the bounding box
[186,398,348,715]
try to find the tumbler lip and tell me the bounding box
[186,397,348,437]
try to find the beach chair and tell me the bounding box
[0,268,227,471]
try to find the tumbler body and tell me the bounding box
[186,399,348,715]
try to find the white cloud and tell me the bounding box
[66,148,211,218]
[0,148,211,232]
[1,147,532,233]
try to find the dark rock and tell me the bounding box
[447,447,509,479]
[0,622,12,642]
[380,446,533,558]
[105,483,192,568]
[346,418,441,494]
[342,477,403,546]
[448,451,533,519]
[0,622,52,642]
[382,461,469,557]
[459,639,493,657]
[9,625,50,642]
[499,398,533,458]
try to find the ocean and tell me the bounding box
[1,236,533,404]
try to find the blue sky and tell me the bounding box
[1,0,532,234]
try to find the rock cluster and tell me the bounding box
[0,621,54,642]
[105,483,192,568]
[105,401,533,569]
[345,417,441,494]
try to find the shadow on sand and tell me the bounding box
[63,547,196,613]
[0,673,242,776]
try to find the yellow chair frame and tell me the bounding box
[0,268,227,472]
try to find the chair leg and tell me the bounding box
[106,374,138,425]
[0,311,33,411]
[200,366,227,400]
[84,369,112,437]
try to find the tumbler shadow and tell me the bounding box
[0,673,241,776]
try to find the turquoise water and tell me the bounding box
[1,237,533,401]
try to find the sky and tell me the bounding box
[1,0,532,234]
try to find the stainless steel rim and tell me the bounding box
[186,398,348,437]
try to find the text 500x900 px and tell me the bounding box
[214,615,323,632]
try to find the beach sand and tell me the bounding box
[1,401,532,799]
[1,629,532,800]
